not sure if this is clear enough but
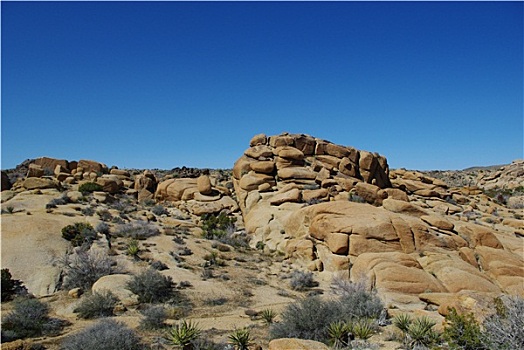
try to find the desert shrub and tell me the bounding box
[270,296,342,341]
[96,222,110,235]
[1,297,65,341]
[74,290,118,319]
[228,327,252,350]
[261,308,276,325]
[1,269,26,302]
[483,296,524,350]
[116,220,160,240]
[97,209,113,222]
[46,195,69,208]
[328,320,353,348]
[348,193,366,203]
[200,212,237,240]
[150,260,168,271]
[127,268,175,303]
[443,307,485,350]
[61,318,144,350]
[289,270,318,291]
[59,249,115,291]
[151,204,169,216]
[331,277,384,320]
[127,239,141,257]
[169,320,202,349]
[78,182,103,194]
[61,222,97,247]
[81,206,95,216]
[139,304,168,330]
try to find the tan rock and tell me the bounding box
[269,134,295,148]
[339,157,357,177]
[138,189,154,202]
[270,188,301,206]
[77,159,108,174]
[110,168,130,177]
[285,239,315,261]
[454,223,502,249]
[294,134,316,155]
[66,191,83,203]
[277,167,317,180]
[302,188,328,202]
[316,245,350,272]
[27,164,44,178]
[269,338,329,350]
[383,198,427,217]
[250,161,275,174]
[245,145,274,159]
[92,274,139,307]
[325,143,349,158]
[68,287,83,298]
[22,177,59,190]
[233,156,253,180]
[354,182,386,205]
[383,188,409,201]
[53,165,69,176]
[96,175,124,194]
[250,133,267,146]
[34,157,70,172]
[197,175,213,195]
[421,215,454,231]
[239,172,276,191]
[349,235,402,256]
[277,146,304,160]
[315,155,341,169]
[325,232,349,254]
[134,173,157,192]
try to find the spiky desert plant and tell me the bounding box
[228,327,252,350]
[408,316,439,348]
[393,313,412,334]
[328,320,352,348]
[126,239,140,258]
[261,308,276,325]
[352,318,375,340]
[169,320,201,350]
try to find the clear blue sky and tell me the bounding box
[2,1,522,170]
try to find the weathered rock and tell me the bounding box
[66,191,83,203]
[77,159,108,174]
[239,172,276,191]
[92,274,139,307]
[277,167,317,180]
[34,157,70,172]
[197,175,213,195]
[96,175,124,194]
[250,133,267,146]
[421,215,454,231]
[245,145,274,159]
[134,172,157,193]
[110,168,130,177]
[22,177,59,190]
[27,164,44,178]
[354,182,387,206]
[325,232,349,254]
[250,161,275,174]
[270,188,301,206]
[383,198,427,217]
[155,178,198,201]
[277,146,304,161]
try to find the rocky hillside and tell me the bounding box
[1,133,523,349]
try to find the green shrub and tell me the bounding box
[115,220,160,240]
[151,204,169,216]
[78,182,103,193]
[127,268,175,303]
[61,318,144,350]
[59,249,115,291]
[261,308,276,325]
[74,290,118,319]
[200,212,236,240]
[352,318,375,340]
[61,222,97,247]
[328,320,352,348]
[1,269,26,302]
[394,314,439,349]
[443,307,485,350]
[1,297,65,341]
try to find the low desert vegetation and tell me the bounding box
[200,211,237,240]
[1,297,66,341]
[61,318,144,350]
[61,222,98,247]
[126,268,176,304]
[58,249,115,291]
[1,268,26,302]
[74,290,119,319]
[115,220,160,240]
[139,304,168,330]
[78,181,103,194]
[289,270,319,291]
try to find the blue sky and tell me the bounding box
[2,1,522,170]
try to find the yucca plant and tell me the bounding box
[127,239,140,258]
[352,318,375,340]
[169,320,201,350]
[393,313,413,334]
[228,327,252,350]
[261,308,276,325]
[328,320,352,348]
[408,316,439,349]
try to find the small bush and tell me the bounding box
[59,249,115,291]
[270,296,341,341]
[116,220,160,240]
[261,308,276,325]
[61,222,97,247]
[81,206,95,216]
[61,318,144,350]
[151,204,169,216]
[139,304,168,330]
[46,196,69,209]
[127,268,175,303]
[78,182,103,193]
[200,212,237,240]
[328,320,352,348]
[331,277,384,319]
[126,239,141,257]
[74,290,118,319]
[1,297,65,341]
[352,318,375,340]
[97,209,113,222]
[483,296,524,350]
[289,270,318,291]
[150,260,168,271]
[443,307,485,350]
[394,314,439,349]
[96,222,110,235]
[1,269,26,302]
